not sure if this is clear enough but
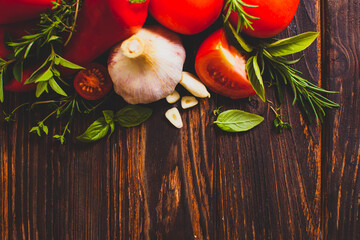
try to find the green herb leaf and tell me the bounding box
[13,60,23,82]
[48,78,67,96]
[103,110,115,125]
[246,56,265,101]
[34,68,53,83]
[116,105,152,127]
[214,109,264,132]
[265,32,319,57]
[54,55,84,69]
[36,82,49,98]
[76,117,110,142]
[224,20,253,53]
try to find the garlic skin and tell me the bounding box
[108,26,186,104]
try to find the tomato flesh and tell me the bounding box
[229,0,300,38]
[149,0,224,34]
[74,63,112,100]
[195,28,255,99]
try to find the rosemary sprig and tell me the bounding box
[223,0,259,32]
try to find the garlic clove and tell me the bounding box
[108,26,186,104]
[166,90,180,104]
[181,96,198,109]
[165,107,183,128]
[180,71,211,98]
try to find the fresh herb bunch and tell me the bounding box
[0,0,81,102]
[224,21,339,127]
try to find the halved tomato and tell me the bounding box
[195,28,255,99]
[74,63,113,100]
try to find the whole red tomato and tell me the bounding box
[229,0,300,38]
[195,28,255,99]
[149,0,224,35]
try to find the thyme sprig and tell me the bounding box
[223,0,258,32]
[0,0,81,103]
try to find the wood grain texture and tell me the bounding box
[0,0,359,239]
[322,0,360,238]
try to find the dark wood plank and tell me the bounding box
[215,0,323,239]
[322,0,360,238]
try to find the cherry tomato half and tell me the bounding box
[195,28,255,99]
[229,0,300,38]
[74,63,113,101]
[149,0,224,35]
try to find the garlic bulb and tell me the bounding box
[108,26,186,104]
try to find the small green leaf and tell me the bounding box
[36,82,48,98]
[42,125,49,135]
[48,78,67,96]
[76,117,109,142]
[265,32,319,57]
[34,69,53,83]
[55,55,84,69]
[246,56,265,102]
[30,126,41,136]
[224,20,253,53]
[214,109,264,132]
[13,60,24,83]
[116,105,152,127]
[53,134,65,144]
[103,110,115,125]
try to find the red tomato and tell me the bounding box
[195,28,255,99]
[74,63,113,101]
[149,0,224,35]
[229,0,300,38]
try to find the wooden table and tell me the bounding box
[1,0,359,239]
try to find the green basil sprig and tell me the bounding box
[77,105,152,143]
[214,108,264,132]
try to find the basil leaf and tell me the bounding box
[49,78,67,96]
[54,55,84,69]
[116,105,152,127]
[246,56,265,102]
[103,110,114,125]
[265,32,319,57]
[34,68,53,83]
[76,117,109,142]
[214,109,264,132]
[224,20,253,53]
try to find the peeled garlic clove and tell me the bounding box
[165,107,183,128]
[166,90,180,104]
[181,96,198,109]
[108,26,186,104]
[180,71,211,98]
